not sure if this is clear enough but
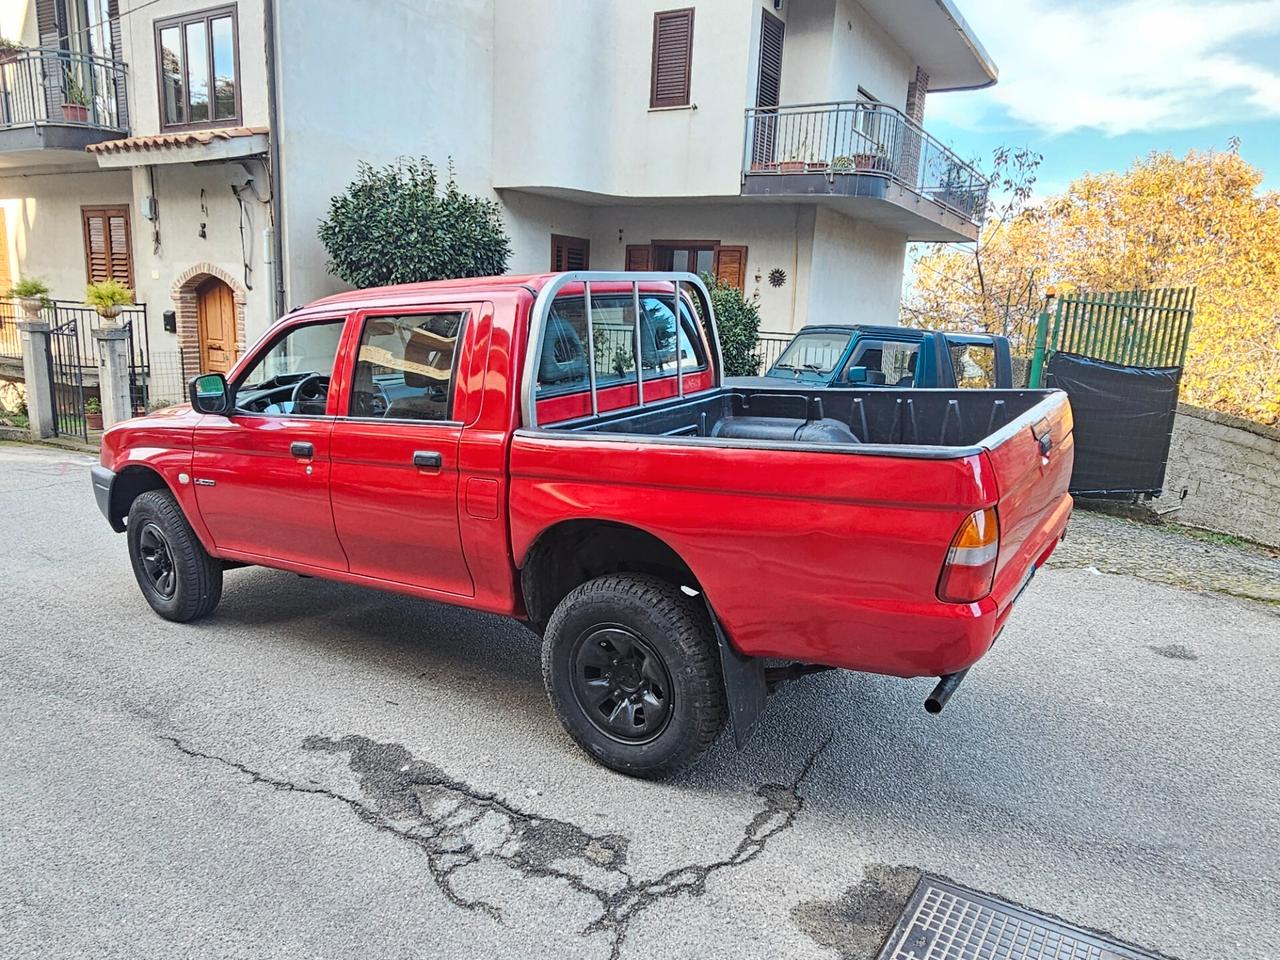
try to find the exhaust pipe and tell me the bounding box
[925,669,969,714]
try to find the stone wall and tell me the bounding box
[1162,403,1280,548]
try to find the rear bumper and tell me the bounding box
[732,493,1073,678]
[90,464,117,529]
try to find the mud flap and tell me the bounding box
[706,601,767,748]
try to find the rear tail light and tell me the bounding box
[937,507,999,603]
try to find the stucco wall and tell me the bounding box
[829,0,914,106]
[492,0,755,199]
[275,0,496,306]
[804,207,905,328]
[1163,404,1280,548]
[0,170,133,300]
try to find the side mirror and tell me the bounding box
[189,373,231,415]
[845,365,869,384]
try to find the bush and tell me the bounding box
[319,157,511,289]
[701,274,762,376]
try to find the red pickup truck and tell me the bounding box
[92,272,1073,777]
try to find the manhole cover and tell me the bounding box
[876,876,1165,960]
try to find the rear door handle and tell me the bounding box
[290,441,314,459]
[413,450,443,469]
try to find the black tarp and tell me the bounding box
[1045,352,1181,497]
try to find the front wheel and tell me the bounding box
[542,574,727,778]
[126,490,223,622]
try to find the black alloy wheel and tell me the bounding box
[570,625,673,742]
[137,522,177,600]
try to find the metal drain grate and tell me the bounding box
[876,876,1163,960]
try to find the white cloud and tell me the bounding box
[932,0,1280,135]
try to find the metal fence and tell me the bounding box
[753,330,793,373]
[743,100,990,223]
[1028,287,1196,387]
[0,47,128,131]
[143,349,191,409]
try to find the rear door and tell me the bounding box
[327,304,483,597]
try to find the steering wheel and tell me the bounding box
[290,373,328,413]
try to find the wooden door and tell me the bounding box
[197,278,237,373]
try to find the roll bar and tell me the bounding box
[520,271,723,429]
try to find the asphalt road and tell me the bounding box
[2,442,1277,960]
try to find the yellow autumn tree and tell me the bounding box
[904,148,1280,425]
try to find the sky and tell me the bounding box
[926,0,1280,196]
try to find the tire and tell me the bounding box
[126,489,223,623]
[542,574,727,778]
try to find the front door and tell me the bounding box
[328,306,477,597]
[197,277,237,374]
[192,316,349,570]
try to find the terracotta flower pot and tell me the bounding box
[779,160,806,174]
[61,103,90,123]
[86,411,103,430]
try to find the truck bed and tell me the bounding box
[556,385,1055,455]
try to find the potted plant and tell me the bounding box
[8,277,51,318]
[85,279,134,322]
[62,69,90,122]
[0,37,25,65]
[831,156,856,173]
[853,147,887,172]
[85,397,103,431]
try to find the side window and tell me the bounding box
[949,342,997,388]
[349,312,466,421]
[850,340,920,386]
[235,319,344,416]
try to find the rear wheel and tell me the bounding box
[542,574,726,778]
[126,490,222,622]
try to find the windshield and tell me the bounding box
[769,332,851,376]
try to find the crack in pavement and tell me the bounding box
[163,731,832,959]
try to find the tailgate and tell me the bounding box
[981,392,1075,606]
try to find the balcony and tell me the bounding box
[742,100,989,242]
[0,48,128,168]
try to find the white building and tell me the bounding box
[0,0,995,387]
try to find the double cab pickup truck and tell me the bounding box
[93,271,1074,777]
[736,324,1014,390]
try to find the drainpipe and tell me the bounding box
[264,0,287,321]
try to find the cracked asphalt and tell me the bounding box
[2,443,1278,960]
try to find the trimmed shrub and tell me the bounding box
[319,157,511,288]
[702,274,763,376]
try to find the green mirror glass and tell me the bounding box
[188,373,230,414]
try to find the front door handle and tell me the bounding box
[290,441,314,459]
[413,450,443,469]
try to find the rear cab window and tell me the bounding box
[535,288,711,423]
[948,341,998,388]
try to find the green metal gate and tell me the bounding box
[1028,287,1195,387]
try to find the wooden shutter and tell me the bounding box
[650,9,694,108]
[550,234,590,271]
[82,206,134,288]
[108,0,128,129]
[625,245,653,272]
[714,246,748,292]
[752,11,784,165]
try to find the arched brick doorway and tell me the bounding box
[171,263,248,378]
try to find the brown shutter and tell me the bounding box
[625,245,653,272]
[650,9,694,108]
[82,206,134,288]
[550,234,590,271]
[36,0,65,119]
[108,0,128,129]
[752,11,784,165]
[714,246,748,292]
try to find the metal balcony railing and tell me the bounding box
[743,100,990,224]
[0,47,128,132]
